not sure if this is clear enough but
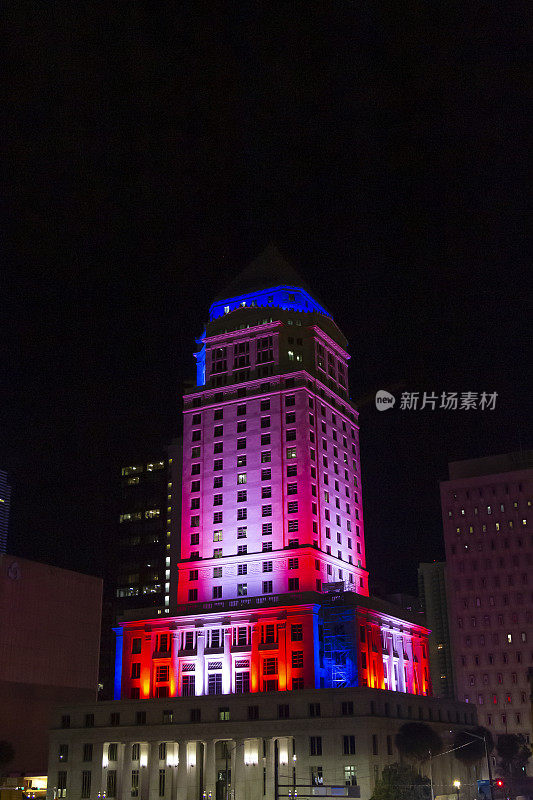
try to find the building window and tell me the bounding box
[263,656,278,674]
[106,770,117,798]
[81,771,92,799]
[238,564,247,575]
[131,770,139,798]
[208,674,222,695]
[292,651,304,668]
[287,447,297,459]
[237,545,247,555]
[341,701,354,716]
[238,583,247,596]
[263,581,273,593]
[213,586,222,598]
[309,702,321,717]
[309,737,322,756]
[343,735,356,755]
[235,672,250,693]
[263,561,273,572]
[288,557,299,569]
[288,578,300,591]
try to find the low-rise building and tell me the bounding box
[46,687,476,800]
[0,555,102,776]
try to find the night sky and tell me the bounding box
[4,3,530,594]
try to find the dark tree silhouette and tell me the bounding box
[453,726,494,768]
[370,762,431,800]
[496,734,531,777]
[395,722,443,764]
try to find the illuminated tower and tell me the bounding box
[179,244,368,609]
[114,247,431,701]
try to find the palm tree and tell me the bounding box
[453,726,494,768]
[395,722,443,764]
[496,733,531,777]
[453,726,494,785]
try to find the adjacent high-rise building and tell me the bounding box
[115,440,182,621]
[418,561,454,699]
[0,469,11,553]
[441,451,533,744]
[48,249,475,800]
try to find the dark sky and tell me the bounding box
[3,3,531,594]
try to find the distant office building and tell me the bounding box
[0,555,102,775]
[99,443,181,698]
[0,470,11,553]
[115,440,182,621]
[441,451,533,743]
[418,562,454,699]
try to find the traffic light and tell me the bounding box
[495,779,504,788]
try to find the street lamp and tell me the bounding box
[463,731,494,800]
[453,779,461,800]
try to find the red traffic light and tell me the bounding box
[495,779,504,787]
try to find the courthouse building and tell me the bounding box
[47,248,475,800]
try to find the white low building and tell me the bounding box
[47,686,477,800]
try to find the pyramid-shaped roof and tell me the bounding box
[213,244,328,311]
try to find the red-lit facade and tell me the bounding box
[115,248,431,701]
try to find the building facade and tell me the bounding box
[441,451,533,744]
[418,562,455,699]
[0,469,11,553]
[0,555,102,775]
[48,249,472,799]
[115,440,182,622]
[47,687,476,800]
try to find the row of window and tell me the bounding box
[450,541,533,558]
[454,518,528,533]
[59,696,475,732]
[461,631,529,647]
[190,397,356,430]
[466,691,528,706]
[188,382,357,423]
[459,650,531,666]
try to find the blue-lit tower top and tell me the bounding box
[195,245,331,386]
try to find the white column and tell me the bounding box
[176,740,188,800]
[196,629,205,695]
[204,739,217,800]
[223,626,232,694]
[148,741,160,798]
